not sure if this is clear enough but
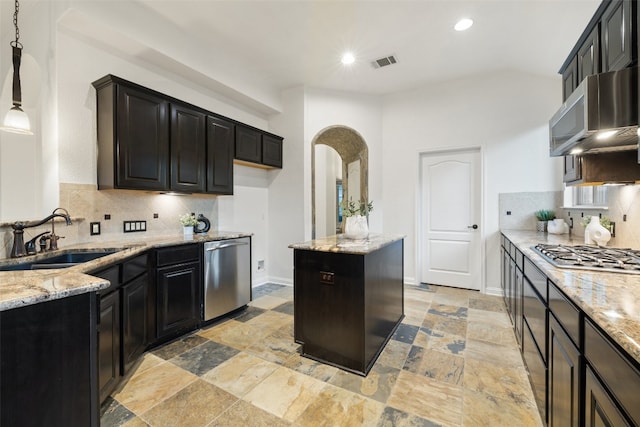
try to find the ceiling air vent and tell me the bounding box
[371,55,398,69]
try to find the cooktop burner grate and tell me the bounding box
[532,244,640,274]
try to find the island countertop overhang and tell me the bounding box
[289,233,405,255]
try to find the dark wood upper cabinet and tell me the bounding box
[93,74,284,193]
[562,57,578,102]
[235,125,262,163]
[170,103,206,193]
[235,124,283,169]
[207,116,234,194]
[578,26,601,83]
[601,0,633,72]
[262,134,283,168]
[563,154,582,183]
[93,78,170,191]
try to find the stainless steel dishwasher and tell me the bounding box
[203,237,251,321]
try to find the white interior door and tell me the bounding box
[420,149,481,290]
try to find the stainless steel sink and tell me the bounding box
[0,250,119,271]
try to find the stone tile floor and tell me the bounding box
[101,283,543,427]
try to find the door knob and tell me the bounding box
[468,224,478,229]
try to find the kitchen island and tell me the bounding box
[289,234,404,376]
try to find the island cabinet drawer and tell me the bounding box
[548,282,580,347]
[156,244,200,267]
[524,257,547,302]
[585,319,640,424]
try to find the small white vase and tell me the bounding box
[344,215,369,239]
[183,225,194,238]
[584,216,611,246]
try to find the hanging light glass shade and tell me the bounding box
[1,0,33,135]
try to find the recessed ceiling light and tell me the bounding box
[341,52,355,65]
[454,18,473,32]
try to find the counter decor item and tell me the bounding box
[342,199,373,239]
[179,213,198,237]
[547,218,570,235]
[583,215,612,246]
[534,209,555,232]
[194,214,211,234]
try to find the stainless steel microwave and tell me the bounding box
[549,66,638,157]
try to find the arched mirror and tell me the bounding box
[312,126,368,238]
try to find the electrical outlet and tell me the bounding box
[257,260,265,271]
[90,222,101,236]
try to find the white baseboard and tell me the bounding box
[404,276,417,286]
[484,285,503,297]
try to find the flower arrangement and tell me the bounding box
[179,213,198,226]
[341,199,374,218]
[534,210,556,221]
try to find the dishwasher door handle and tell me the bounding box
[206,241,249,251]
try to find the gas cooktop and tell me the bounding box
[532,244,640,274]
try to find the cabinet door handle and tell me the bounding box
[468,224,478,230]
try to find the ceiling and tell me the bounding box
[132,0,601,96]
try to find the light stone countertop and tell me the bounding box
[502,229,640,366]
[0,231,251,312]
[288,233,405,255]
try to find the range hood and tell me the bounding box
[549,66,638,157]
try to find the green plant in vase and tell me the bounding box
[341,199,373,239]
[534,210,555,232]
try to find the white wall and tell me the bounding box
[0,0,281,282]
[382,70,564,292]
[304,88,384,235]
[267,87,306,285]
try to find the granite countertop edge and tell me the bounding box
[0,231,252,312]
[288,233,406,255]
[501,229,640,366]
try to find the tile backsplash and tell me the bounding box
[499,191,563,231]
[500,186,640,249]
[0,183,218,259]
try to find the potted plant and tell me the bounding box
[179,213,198,237]
[534,209,555,232]
[341,199,373,239]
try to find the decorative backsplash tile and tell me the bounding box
[499,191,563,231]
[500,186,640,249]
[0,183,218,259]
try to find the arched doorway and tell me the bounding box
[311,125,368,238]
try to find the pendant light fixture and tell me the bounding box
[1,0,32,135]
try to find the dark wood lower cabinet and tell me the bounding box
[585,366,630,427]
[548,314,580,427]
[98,290,121,403]
[502,233,640,427]
[156,261,201,340]
[522,319,547,424]
[1,293,99,427]
[122,273,149,374]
